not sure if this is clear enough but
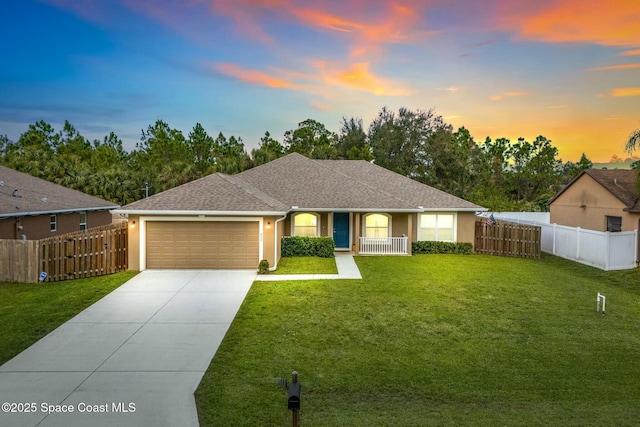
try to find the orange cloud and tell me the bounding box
[288,1,427,57]
[587,63,640,71]
[212,60,407,97]
[202,0,429,56]
[499,0,640,46]
[330,62,409,96]
[490,91,530,101]
[213,63,297,89]
[610,87,640,97]
[620,49,640,56]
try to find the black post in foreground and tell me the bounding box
[287,371,301,427]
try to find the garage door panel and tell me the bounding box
[146,221,259,269]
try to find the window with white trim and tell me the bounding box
[364,213,390,238]
[419,213,456,242]
[292,213,319,237]
[50,214,57,232]
[79,212,87,231]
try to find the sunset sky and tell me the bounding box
[1,0,639,163]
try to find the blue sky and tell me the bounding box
[1,0,639,162]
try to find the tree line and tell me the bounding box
[0,107,597,210]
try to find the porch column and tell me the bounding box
[354,213,361,254]
[407,213,413,255]
[327,212,333,239]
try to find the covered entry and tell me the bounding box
[145,220,260,269]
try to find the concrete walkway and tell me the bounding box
[258,252,362,280]
[0,270,256,427]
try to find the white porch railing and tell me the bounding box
[359,236,408,255]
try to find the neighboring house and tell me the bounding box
[0,165,118,240]
[115,153,486,271]
[548,169,640,232]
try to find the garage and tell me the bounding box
[145,221,260,269]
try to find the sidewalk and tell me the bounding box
[258,253,362,280]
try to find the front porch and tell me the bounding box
[285,211,413,255]
[358,236,409,255]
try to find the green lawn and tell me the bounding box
[0,271,138,365]
[196,254,640,426]
[270,256,338,275]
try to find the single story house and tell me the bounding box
[548,169,640,232]
[114,153,486,270]
[0,165,118,240]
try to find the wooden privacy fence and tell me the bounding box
[40,222,128,282]
[0,222,127,283]
[0,239,40,283]
[475,220,541,259]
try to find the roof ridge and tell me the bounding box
[313,158,442,209]
[218,173,288,211]
[308,159,418,209]
[585,169,638,208]
[550,169,638,208]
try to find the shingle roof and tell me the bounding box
[118,153,485,213]
[319,159,482,210]
[0,165,118,218]
[549,169,640,212]
[120,173,289,213]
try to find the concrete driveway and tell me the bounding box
[0,270,256,427]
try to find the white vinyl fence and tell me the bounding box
[480,213,638,271]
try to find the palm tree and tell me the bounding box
[626,129,640,192]
[626,129,640,155]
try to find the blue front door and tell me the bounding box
[333,212,350,249]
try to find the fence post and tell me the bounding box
[552,224,557,255]
[576,227,581,261]
[635,229,639,265]
[605,231,611,271]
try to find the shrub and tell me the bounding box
[412,241,473,255]
[281,236,335,258]
[258,259,270,274]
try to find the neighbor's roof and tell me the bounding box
[548,169,640,212]
[0,165,118,218]
[117,153,485,214]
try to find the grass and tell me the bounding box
[195,254,640,426]
[270,256,338,275]
[0,271,138,365]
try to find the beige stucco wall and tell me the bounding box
[261,215,278,268]
[274,216,285,267]
[550,174,640,232]
[389,213,409,237]
[456,212,477,248]
[127,215,141,271]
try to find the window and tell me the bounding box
[419,213,456,242]
[364,213,390,238]
[79,212,87,231]
[606,216,622,232]
[50,215,57,232]
[293,213,319,237]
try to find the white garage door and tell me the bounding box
[146,221,259,269]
